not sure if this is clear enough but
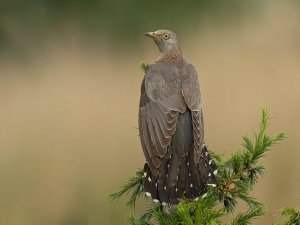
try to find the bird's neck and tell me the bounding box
[156,49,183,63]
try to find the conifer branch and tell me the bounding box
[230,205,266,225]
[274,207,300,225]
[110,169,144,208]
[215,109,287,213]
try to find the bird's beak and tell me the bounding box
[144,32,157,39]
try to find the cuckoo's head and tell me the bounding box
[144,30,180,56]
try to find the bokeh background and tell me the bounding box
[0,0,299,224]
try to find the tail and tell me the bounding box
[143,145,217,204]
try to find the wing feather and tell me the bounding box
[139,63,186,175]
[182,64,204,163]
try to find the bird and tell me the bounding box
[138,29,217,205]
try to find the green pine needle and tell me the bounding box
[109,169,144,208]
[139,60,148,73]
[128,214,151,225]
[274,207,300,225]
[230,205,266,225]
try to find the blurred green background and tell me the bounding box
[0,0,299,224]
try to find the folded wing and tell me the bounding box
[139,62,186,176]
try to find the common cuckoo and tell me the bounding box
[138,29,217,205]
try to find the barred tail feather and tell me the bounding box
[143,145,217,204]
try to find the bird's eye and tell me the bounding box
[163,33,170,40]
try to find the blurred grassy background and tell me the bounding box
[0,0,299,224]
